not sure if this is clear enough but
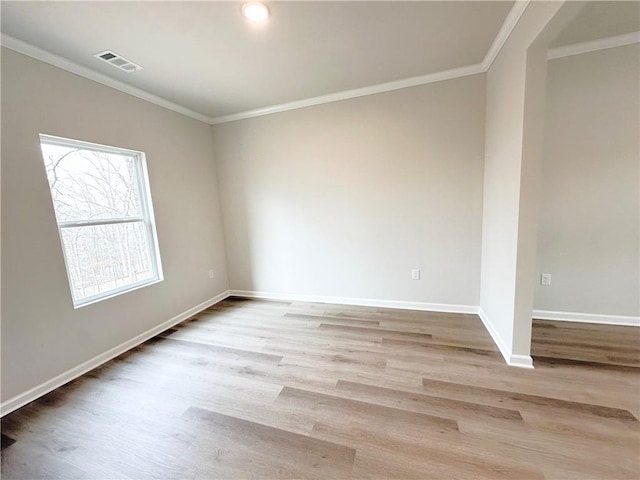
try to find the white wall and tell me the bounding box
[535,44,640,320]
[213,74,486,309]
[1,49,230,405]
[4,1,633,415]
[479,1,574,366]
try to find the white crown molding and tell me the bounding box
[209,63,485,124]
[482,0,531,70]
[533,309,640,327]
[17,3,636,128]
[212,0,532,124]
[0,1,527,127]
[0,290,231,417]
[0,30,486,126]
[230,289,478,314]
[547,30,640,60]
[0,33,214,124]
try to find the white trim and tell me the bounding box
[0,290,231,417]
[234,290,535,368]
[0,34,212,124]
[213,0,533,123]
[548,31,640,60]
[0,32,488,126]
[0,1,530,127]
[477,307,511,364]
[39,134,164,309]
[482,0,531,70]
[229,290,477,315]
[533,310,640,327]
[477,307,534,369]
[40,133,146,156]
[14,12,634,128]
[508,354,534,369]
[233,290,537,368]
[58,218,145,229]
[209,63,485,124]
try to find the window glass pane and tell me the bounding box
[39,135,162,307]
[41,143,143,222]
[61,222,154,302]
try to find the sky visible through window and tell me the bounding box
[41,142,155,304]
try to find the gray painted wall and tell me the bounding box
[535,44,640,317]
[212,74,486,308]
[1,49,230,403]
[2,26,637,407]
[479,1,566,362]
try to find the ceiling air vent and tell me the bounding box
[93,50,142,73]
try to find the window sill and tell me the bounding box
[73,277,164,309]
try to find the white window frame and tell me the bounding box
[39,134,164,308]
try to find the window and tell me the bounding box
[39,135,163,307]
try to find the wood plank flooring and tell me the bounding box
[2,298,638,479]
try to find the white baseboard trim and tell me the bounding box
[477,307,534,369]
[229,289,477,315]
[533,310,640,327]
[0,290,231,417]
[477,307,511,364]
[232,290,534,368]
[508,354,534,369]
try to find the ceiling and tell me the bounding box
[551,1,640,47]
[1,1,514,121]
[3,1,637,123]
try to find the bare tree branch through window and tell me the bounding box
[39,136,162,306]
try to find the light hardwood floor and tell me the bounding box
[2,298,638,479]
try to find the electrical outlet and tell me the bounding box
[208,269,215,279]
[411,269,420,280]
[540,273,551,286]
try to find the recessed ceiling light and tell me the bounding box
[242,2,270,22]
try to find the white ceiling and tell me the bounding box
[551,1,640,47]
[5,1,637,123]
[1,1,514,121]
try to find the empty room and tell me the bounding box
[1,1,639,479]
